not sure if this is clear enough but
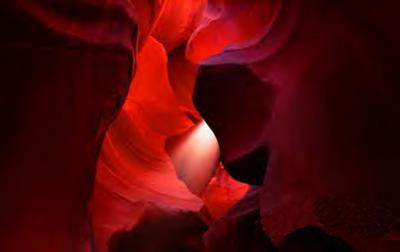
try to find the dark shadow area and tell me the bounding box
[109,210,208,252]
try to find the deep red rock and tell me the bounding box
[192,1,400,250]
[109,207,208,252]
[0,10,132,252]
[3,0,400,251]
[204,188,276,252]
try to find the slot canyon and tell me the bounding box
[0,0,399,251]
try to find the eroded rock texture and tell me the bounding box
[195,0,400,251]
[2,0,400,251]
[109,207,208,252]
[0,3,134,251]
[204,188,276,252]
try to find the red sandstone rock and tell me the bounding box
[0,10,132,252]
[3,1,400,251]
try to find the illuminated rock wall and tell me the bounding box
[1,1,399,251]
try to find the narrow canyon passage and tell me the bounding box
[0,1,399,252]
